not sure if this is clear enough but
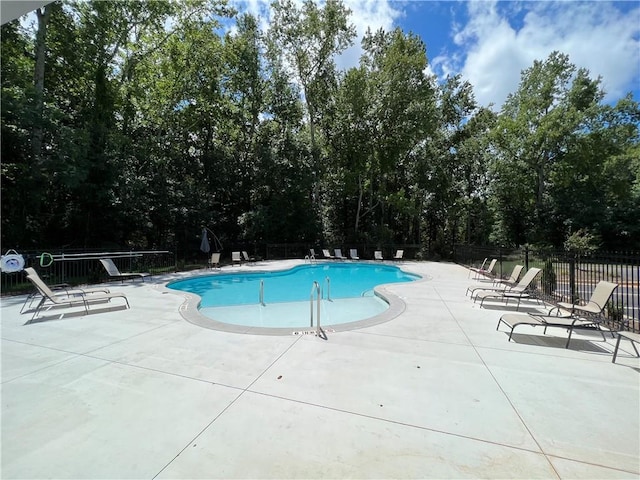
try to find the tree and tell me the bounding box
[268,0,355,157]
[490,52,604,246]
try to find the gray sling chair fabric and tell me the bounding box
[496,280,619,348]
[473,267,542,310]
[26,270,129,321]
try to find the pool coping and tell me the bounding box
[160,262,430,336]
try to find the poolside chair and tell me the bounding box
[471,258,497,281]
[612,331,640,364]
[209,252,221,269]
[242,251,257,263]
[322,249,335,260]
[495,280,619,348]
[473,267,542,310]
[393,250,404,261]
[550,281,619,319]
[349,249,359,260]
[334,249,347,260]
[232,251,242,265]
[466,264,523,297]
[374,251,383,261]
[468,258,487,277]
[496,312,609,349]
[99,258,150,282]
[21,267,111,314]
[26,271,129,321]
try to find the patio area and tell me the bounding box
[1,260,638,479]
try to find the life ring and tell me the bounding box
[0,250,25,273]
[39,252,54,268]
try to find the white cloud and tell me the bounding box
[228,0,402,70]
[452,1,640,110]
[336,0,403,70]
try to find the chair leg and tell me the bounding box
[612,334,623,363]
[565,328,574,349]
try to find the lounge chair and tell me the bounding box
[496,312,609,349]
[473,267,542,310]
[496,280,619,348]
[21,267,111,313]
[612,331,640,363]
[468,258,487,278]
[349,249,359,260]
[26,271,129,321]
[466,264,523,297]
[550,281,619,319]
[99,258,150,282]
[242,251,258,263]
[232,251,242,264]
[374,251,383,261]
[471,258,497,280]
[322,249,335,260]
[393,250,404,261]
[334,249,347,260]
[209,252,221,269]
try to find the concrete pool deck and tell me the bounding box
[1,260,638,479]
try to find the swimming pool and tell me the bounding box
[167,263,421,332]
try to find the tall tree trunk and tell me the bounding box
[32,5,52,163]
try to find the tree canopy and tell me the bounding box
[2,0,638,257]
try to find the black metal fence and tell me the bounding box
[454,245,640,333]
[1,249,176,295]
[265,243,422,260]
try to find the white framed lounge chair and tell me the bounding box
[349,249,359,260]
[209,252,221,269]
[232,251,242,264]
[393,250,404,261]
[473,267,542,310]
[374,251,383,261]
[26,272,129,321]
[322,249,335,260]
[242,251,257,263]
[21,267,111,313]
[99,258,150,282]
[334,249,347,260]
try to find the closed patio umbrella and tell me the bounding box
[200,228,210,254]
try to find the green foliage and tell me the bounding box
[542,257,557,296]
[564,229,601,254]
[1,2,638,258]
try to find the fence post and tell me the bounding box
[569,253,577,303]
[524,246,529,271]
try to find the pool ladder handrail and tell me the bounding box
[310,281,321,333]
[259,280,265,306]
[324,276,331,301]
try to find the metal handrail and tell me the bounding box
[325,276,331,301]
[259,280,265,306]
[310,281,320,328]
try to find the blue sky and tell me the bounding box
[235,0,640,111]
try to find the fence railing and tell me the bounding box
[454,245,640,333]
[265,243,422,260]
[1,249,176,295]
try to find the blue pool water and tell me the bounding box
[167,263,420,329]
[168,263,419,307]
